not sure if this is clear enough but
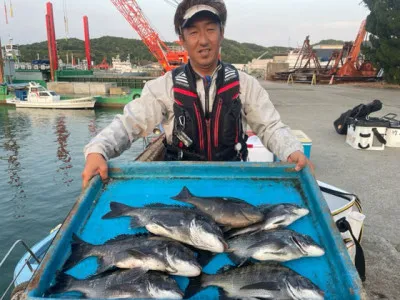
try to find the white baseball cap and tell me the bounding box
[181,4,221,29]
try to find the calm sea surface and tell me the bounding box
[0,106,144,294]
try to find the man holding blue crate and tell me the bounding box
[82,0,314,188]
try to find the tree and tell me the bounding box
[363,0,400,84]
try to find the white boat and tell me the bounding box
[11,82,96,109]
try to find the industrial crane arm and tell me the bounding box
[110,0,187,71]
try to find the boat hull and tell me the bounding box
[15,97,96,109]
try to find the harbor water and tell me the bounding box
[0,106,144,293]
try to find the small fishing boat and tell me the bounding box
[8,82,96,109]
[3,133,366,300]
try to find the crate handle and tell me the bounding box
[382,113,398,121]
[358,143,370,150]
[372,128,387,145]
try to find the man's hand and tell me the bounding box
[82,153,108,189]
[287,150,315,174]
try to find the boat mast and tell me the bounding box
[0,39,4,83]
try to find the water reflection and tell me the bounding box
[54,115,73,186]
[0,109,27,219]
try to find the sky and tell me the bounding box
[0,0,369,48]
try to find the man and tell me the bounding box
[82,0,313,188]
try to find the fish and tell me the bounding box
[63,233,201,277]
[171,186,264,228]
[226,203,310,239]
[227,229,325,264]
[47,269,183,299]
[102,202,227,253]
[185,262,324,300]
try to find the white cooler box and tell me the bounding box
[385,117,400,147]
[346,118,389,150]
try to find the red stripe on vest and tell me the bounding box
[173,88,198,98]
[217,81,240,95]
[174,99,183,106]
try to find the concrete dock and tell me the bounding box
[260,80,400,300]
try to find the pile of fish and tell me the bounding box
[47,186,325,299]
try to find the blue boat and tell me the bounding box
[7,137,365,299]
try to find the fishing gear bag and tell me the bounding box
[334,99,383,135]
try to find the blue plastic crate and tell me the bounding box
[25,162,363,299]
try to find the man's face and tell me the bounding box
[180,15,224,72]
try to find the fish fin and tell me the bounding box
[184,275,203,298]
[150,220,174,233]
[94,257,113,275]
[126,249,148,260]
[225,226,258,239]
[62,234,94,271]
[144,203,175,208]
[227,253,247,266]
[129,216,143,228]
[102,202,135,219]
[240,281,280,292]
[171,186,194,201]
[218,288,234,300]
[46,273,76,295]
[105,234,139,244]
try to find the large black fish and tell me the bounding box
[226,203,309,239]
[63,233,201,277]
[102,202,227,253]
[47,269,183,299]
[171,186,264,228]
[185,262,324,300]
[228,229,325,264]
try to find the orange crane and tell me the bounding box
[110,0,188,72]
[93,57,110,70]
[336,20,376,77]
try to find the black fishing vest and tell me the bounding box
[165,63,248,161]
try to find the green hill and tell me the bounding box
[18,36,290,65]
[313,39,345,46]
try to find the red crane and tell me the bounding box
[110,0,188,71]
[93,57,110,70]
[336,20,376,78]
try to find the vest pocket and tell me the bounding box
[173,104,199,150]
[222,99,242,147]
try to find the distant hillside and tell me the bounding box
[314,39,345,46]
[18,36,290,65]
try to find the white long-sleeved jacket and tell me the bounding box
[84,69,302,161]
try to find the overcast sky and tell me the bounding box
[0,0,369,48]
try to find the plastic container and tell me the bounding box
[25,162,363,300]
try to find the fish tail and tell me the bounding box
[171,186,194,202]
[46,273,75,296]
[62,234,95,271]
[184,275,203,298]
[102,202,136,219]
